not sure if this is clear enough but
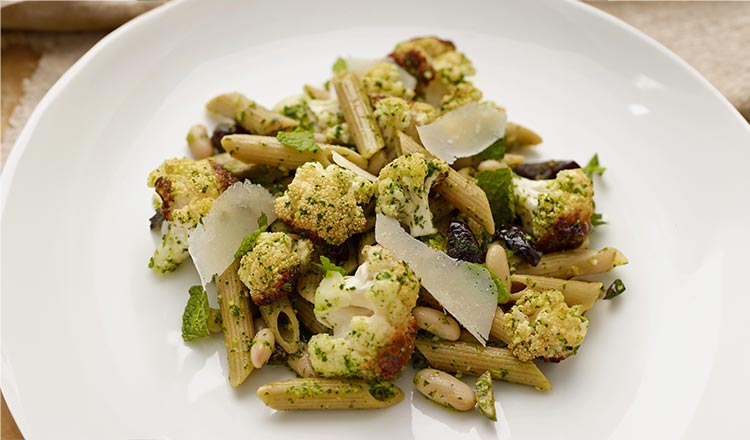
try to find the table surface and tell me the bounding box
[1,1,748,438]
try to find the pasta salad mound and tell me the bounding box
[147,36,628,417]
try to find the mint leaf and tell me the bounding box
[182,285,211,342]
[475,167,515,226]
[332,57,347,74]
[591,212,606,227]
[315,255,347,276]
[277,130,320,153]
[477,138,505,161]
[582,154,606,177]
[234,213,270,259]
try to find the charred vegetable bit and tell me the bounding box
[149,209,164,230]
[211,123,248,152]
[495,225,542,267]
[603,279,626,300]
[446,221,482,263]
[514,160,580,180]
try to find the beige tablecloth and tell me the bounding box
[1,1,748,438]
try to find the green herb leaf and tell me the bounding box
[477,138,505,161]
[234,213,270,259]
[181,285,211,342]
[315,255,347,276]
[603,279,626,300]
[466,262,511,303]
[475,167,515,226]
[276,130,320,153]
[582,153,606,177]
[332,57,347,74]
[591,212,607,227]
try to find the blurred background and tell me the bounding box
[0,0,748,438]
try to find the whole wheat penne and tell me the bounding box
[398,131,495,234]
[515,247,628,279]
[216,260,255,387]
[221,134,367,169]
[415,339,551,391]
[504,122,542,151]
[509,274,603,312]
[290,294,330,335]
[304,84,331,100]
[489,307,512,345]
[206,92,298,135]
[257,378,403,410]
[333,72,385,159]
[259,296,301,354]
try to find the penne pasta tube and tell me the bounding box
[504,122,543,151]
[398,131,495,234]
[509,274,603,312]
[259,296,301,354]
[290,294,330,335]
[216,260,255,387]
[221,134,368,169]
[333,71,385,159]
[206,92,298,135]
[295,267,324,303]
[304,84,331,100]
[515,247,628,279]
[257,378,404,410]
[489,307,512,345]
[415,339,551,391]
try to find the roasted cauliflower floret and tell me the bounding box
[512,168,594,252]
[389,36,480,112]
[237,232,313,305]
[274,162,375,245]
[436,81,483,113]
[147,157,236,273]
[308,245,420,380]
[361,62,415,101]
[373,97,437,148]
[375,153,449,237]
[502,289,589,362]
[389,36,457,83]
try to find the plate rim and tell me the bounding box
[2,0,749,437]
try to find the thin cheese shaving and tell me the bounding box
[188,181,277,288]
[332,151,377,182]
[374,214,497,344]
[417,102,507,164]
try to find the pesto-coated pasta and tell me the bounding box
[415,339,551,391]
[217,260,255,387]
[257,378,403,410]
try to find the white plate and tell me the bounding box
[3,0,749,438]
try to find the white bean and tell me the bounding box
[414,368,476,411]
[477,159,507,171]
[187,124,214,159]
[251,328,275,368]
[486,243,511,293]
[413,307,460,341]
